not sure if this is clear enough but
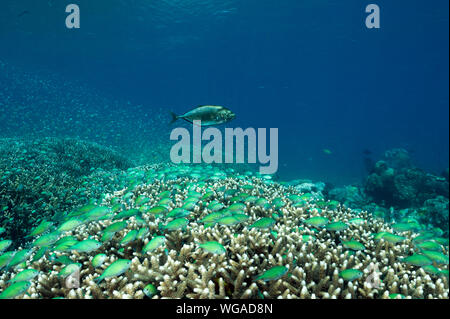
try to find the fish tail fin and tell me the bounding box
[94,275,103,284]
[169,112,179,124]
[252,273,261,282]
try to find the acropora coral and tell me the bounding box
[0,164,448,299]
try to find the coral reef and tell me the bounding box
[0,137,134,248]
[313,149,450,234]
[328,185,369,209]
[0,165,448,299]
[364,150,449,208]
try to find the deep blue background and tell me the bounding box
[0,0,448,185]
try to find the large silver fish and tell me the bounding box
[170,105,235,126]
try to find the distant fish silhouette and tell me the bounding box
[362,149,372,156]
[17,10,30,18]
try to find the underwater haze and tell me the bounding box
[0,0,449,300]
[1,0,448,184]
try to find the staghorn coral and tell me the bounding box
[0,137,134,248]
[0,165,448,299]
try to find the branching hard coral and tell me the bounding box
[0,164,448,299]
[0,138,134,248]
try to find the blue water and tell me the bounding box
[1,0,448,185]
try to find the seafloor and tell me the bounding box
[0,138,448,299]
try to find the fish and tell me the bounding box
[95,259,132,284]
[57,218,84,232]
[0,281,31,299]
[0,240,12,253]
[415,241,443,252]
[148,206,168,215]
[325,221,349,232]
[84,206,110,221]
[373,231,389,241]
[217,216,241,226]
[28,220,53,237]
[54,239,79,252]
[8,269,39,284]
[181,202,196,211]
[304,216,329,228]
[342,240,366,251]
[58,263,81,278]
[33,231,60,247]
[135,195,150,206]
[248,217,276,229]
[380,233,406,244]
[157,198,172,206]
[113,208,140,220]
[136,227,150,240]
[228,203,246,212]
[32,247,47,262]
[201,191,215,200]
[198,241,226,255]
[392,222,419,232]
[163,218,189,231]
[49,255,74,265]
[103,221,128,234]
[254,265,288,282]
[7,249,31,268]
[142,236,166,253]
[199,212,226,224]
[232,213,250,222]
[422,265,441,276]
[70,239,102,253]
[434,237,449,246]
[339,269,363,281]
[389,293,406,299]
[401,254,433,267]
[0,252,15,270]
[421,251,449,265]
[101,231,116,243]
[167,208,190,219]
[143,284,158,298]
[120,230,138,246]
[92,254,107,268]
[158,190,172,198]
[170,105,235,126]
